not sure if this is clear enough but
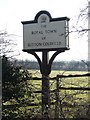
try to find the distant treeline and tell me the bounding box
[14,60,90,71]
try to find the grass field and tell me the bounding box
[30,70,89,89]
[3,70,90,119]
[32,70,90,117]
[27,70,90,118]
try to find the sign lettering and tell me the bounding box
[22,11,70,51]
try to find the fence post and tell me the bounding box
[55,75,59,118]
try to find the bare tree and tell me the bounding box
[0,30,20,58]
[70,1,89,35]
[70,1,90,70]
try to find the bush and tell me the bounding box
[2,56,32,119]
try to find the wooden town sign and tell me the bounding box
[22,11,70,52]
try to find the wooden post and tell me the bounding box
[42,51,50,118]
[55,75,59,118]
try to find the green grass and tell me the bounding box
[3,70,90,118]
[29,70,89,118]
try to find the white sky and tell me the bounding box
[0,0,89,61]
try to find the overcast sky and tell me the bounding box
[0,0,89,61]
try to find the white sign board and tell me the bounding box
[22,11,70,51]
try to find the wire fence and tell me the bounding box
[28,72,90,119]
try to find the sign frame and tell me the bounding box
[22,10,70,52]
